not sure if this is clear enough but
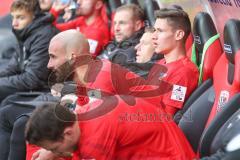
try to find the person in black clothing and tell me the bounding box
[0,0,59,103]
[0,0,58,159]
[98,4,145,63]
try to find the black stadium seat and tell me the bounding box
[174,12,222,123]
[189,12,223,84]
[124,0,139,5]
[199,19,240,157]
[144,0,160,26]
[177,18,240,154]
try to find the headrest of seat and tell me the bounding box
[125,0,139,5]
[107,0,122,13]
[144,0,160,26]
[193,12,217,53]
[224,19,240,64]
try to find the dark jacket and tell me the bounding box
[97,28,145,63]
[0,13,59,101]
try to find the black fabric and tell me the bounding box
[107,0,122,13]
[206,104,240,156]
[0,104,34,160]
[124,0,139,5]
[199,94,240,157]
[200,149,226,160]
[178,86,215,152]
[0,13,58,102]
[193,12,217,65]
[97,28,144,63]
[144,0,160,26]
[0,93,59,160]
[222,149,240,160]
[174,79,213,124]
[193,12,217,53]
[8,116,29,160]
[200,107,240,160]
[112,52,163,78]
[223,19,240,65]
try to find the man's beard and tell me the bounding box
[48,61,74,87]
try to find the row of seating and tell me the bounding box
[106,0,159,26]
[106,0,240,158]
[177,14,240,159]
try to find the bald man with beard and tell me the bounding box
[0,30,113,160]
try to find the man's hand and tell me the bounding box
[52,0,70,12]
[51,83,64,97]
[31,149,58,160]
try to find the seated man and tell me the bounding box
[24,28,173,160]
[50,0,109,56]
[0,29,113,160]
[98,4,145,63]
[149,8,199,116]
[121,8,198,116]
[25,99,196,160]
[0,0,58,103]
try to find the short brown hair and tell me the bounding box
[25,103,76,145]
[10,0,38,13]
[116,4,144,21]
[155,8,191,42]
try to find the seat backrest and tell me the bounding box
[124,0,139,5]
[107,0,122,13]
[178,86,215,152]
[178,19,240,153]
[106,0,122,40]
[205,19,240,127]
[190,12,222,84]
[199,93,240,157]
[143,0,160,27]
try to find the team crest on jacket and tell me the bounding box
[217,90,229,112]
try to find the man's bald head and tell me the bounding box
[50,30,90,58]
[48,30,91,68]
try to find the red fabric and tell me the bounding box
[144,57,199,115]
[75,60,115,107]
[50,8,110,56]
[185,33,193,56]
[206,52,240,126]
[72,97,196,160]
[26,144,71,160]
[26,144,40,160]
[202,39,223,81]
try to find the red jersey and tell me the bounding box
[159,57,199,109]
[72,96,196,160]
[76,59,115,107]
[50,9,110,56]
[142,57,199,115]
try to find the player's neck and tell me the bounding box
[164,47,186,64]
[75,65,88,85]
[85,11,99,25]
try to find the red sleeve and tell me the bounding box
[84,26,109,56]
[50,8,59,21]
[49,8,77,31]
[26,144,40,160]
[162,68,198,114]
[162,71,191,111]
[74,109,118,160]
[55,19,79,31]
[26,144,70,160]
